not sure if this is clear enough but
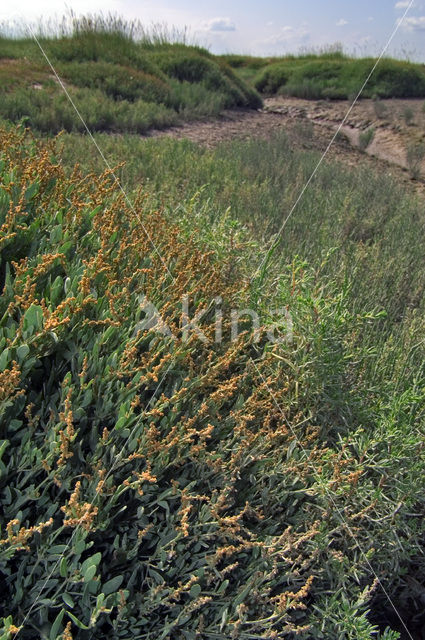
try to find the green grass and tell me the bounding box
[0,16,261,134]
[0,86,179,133]
[59,129,425,329]
[224,52,425,100]
[59,126,425,484]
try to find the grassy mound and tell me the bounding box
[224,52,425,100]
[0,18,261,134]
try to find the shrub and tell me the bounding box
[335,129,351,145]
[401,105,414,125]
[167,80,228,117]
[280,78,328,100]
[358,126,375,150]
[291,120,315,145]
[406,142,425,179]
[152,51,261,109]
[371,60,425,97]
[220,55,271,70]
[153,51,216,83]
[373,97,388,119]
[0,87,178,133]
[58,61,171,103]
[256,59,349,99]
[255,62,289,93]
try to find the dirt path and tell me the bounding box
[147,97,425,195]
[147,107,292,147]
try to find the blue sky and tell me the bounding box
[1,1,425,61]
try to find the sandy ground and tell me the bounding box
[147,97,425,196]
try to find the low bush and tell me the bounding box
[406,142,425,179]
[220,54,272,70]
[401,105,414,125]
[255,62,289,94]
[371,60,425,97]
[58,61,171,103]
[151,51,261,109]
[167,80,229,117]
[373,97,388,119]
[358,127,375,150]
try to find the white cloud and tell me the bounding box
[203,17,236,32]
[336,18,348,26]
[368,16,374,21]
[402,14,425,28]
[260,24,310,50]
[395,1,412,7]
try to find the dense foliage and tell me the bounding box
[1,119,425,640]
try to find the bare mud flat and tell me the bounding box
[147,97,425,195]
[265,95,425,170]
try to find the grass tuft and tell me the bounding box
[358,126,375,150]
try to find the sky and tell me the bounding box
[1,0,425,61]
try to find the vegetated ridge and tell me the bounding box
[223,49,425,100]
[0,16,261,134]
